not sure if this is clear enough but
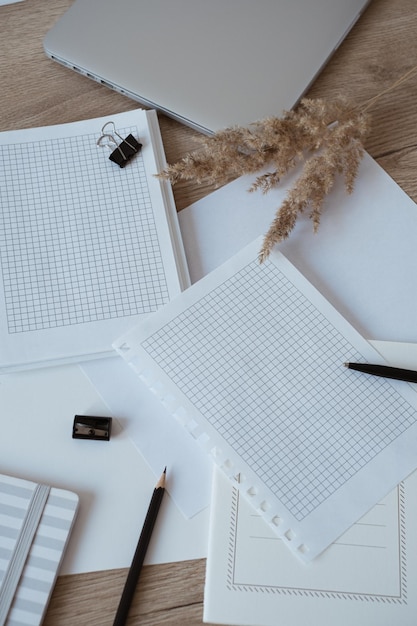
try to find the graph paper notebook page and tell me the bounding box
[0,473,78,626]
[204,466,417,626]
[0,109,188,372]
[114,237,417,562]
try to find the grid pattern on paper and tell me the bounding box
[0,128,169,333]
[142,259,417,521]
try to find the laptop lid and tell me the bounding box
[44,0,370,134]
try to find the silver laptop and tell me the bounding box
[44,0,370,134]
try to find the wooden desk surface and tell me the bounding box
[1,1,416,624]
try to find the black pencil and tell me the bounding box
[112,468,166,626]
[344,362,417,383]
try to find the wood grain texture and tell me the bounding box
[1,0,416,624]
[43,560,208,626]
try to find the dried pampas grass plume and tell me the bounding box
[158,66,417,261]
[159,97,370,261]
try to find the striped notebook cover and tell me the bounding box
[0,473,79,626]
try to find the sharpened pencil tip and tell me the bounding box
[156,468,166,489]
[344,362,349,367]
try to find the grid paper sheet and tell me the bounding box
[1,130,167,332]
[0,110,185,370]
[115,237,417,562]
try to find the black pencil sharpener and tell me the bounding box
[72,415,112,441]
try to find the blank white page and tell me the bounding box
[114,237,417,562]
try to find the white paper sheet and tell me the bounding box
[0,110,187,371]
[82,355,212,518]
[113,238,417,561]
[0,364,209,575]
[178,152,417,342]
[204,464,417,626]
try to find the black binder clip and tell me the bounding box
[72,415,112,441]
[97,121,142,168]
